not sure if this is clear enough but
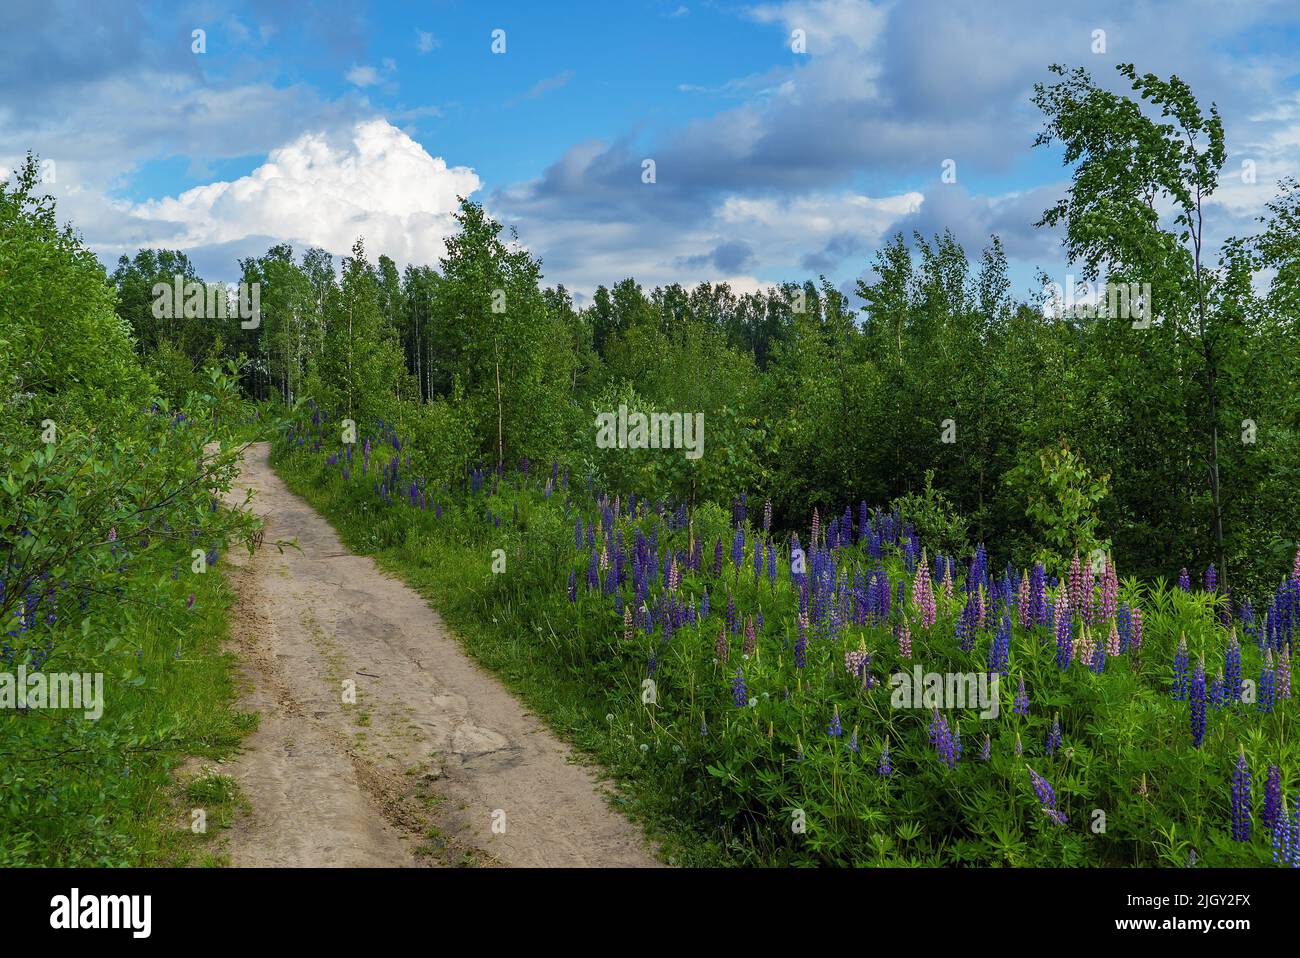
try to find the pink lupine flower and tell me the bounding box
[1107,620,1121,657]
[1130,607,1143,651]
[1018,571,1031,629]
[1100,555,1118,622]
[941,564,954,605]
[1068,552,1084,615]
[1279,646,1292,700]
[897,617,912,659]
[913,552,936,629]
[743,615,756,657]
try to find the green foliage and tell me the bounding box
[1008,442,1111,572]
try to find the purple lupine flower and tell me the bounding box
[827,705,842,737]
[1205,564,1217,593]
[1027,766,1068,825]
[767,543,777,587]
[979,733,991,761]
[1172,636,1189,700]
[1046,713,1061,757]
[878,740,892,776]
[847,725,859,753]
[1258,650,1276,713]
[1190,657,1207,747]
[731,528,745,572]
[732,668,747,708]
[1225,633,1242,706]
[1014,675,1029,715]
[1054,592,1073,671]
[763,498,772,533]
[1178,567,1191,592]
[1264,765,1283,832]
[712,538,724,577]
[987,614,1011,676]
[701,588,710,619]
[1231,748,1252,842]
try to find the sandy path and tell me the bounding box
[218,442,660,868]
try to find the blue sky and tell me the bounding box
[3,0,1299,305]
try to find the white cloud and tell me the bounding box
[416,30,440,54]
[125,119,480,268]
[346,65,380,87]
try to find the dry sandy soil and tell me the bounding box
[213,442,660,868]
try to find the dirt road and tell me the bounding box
[215,442,660,868]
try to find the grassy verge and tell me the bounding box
[0,543,257,867]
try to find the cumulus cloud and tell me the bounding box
[123,120,480,269]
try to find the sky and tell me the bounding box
[3,0,1299,306]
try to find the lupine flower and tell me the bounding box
[1190,657,1207,747]
[828,705,842,737]
[848,725,859,753]
[1231,747,1252,842]
[987,614,1011,675]
[1258,650,1276,714]
[1278,646,1292,700]
[743,616,756,657]
[1179,568,1191,592]
[794,611,808,669]
[1131,606,1143,652]
[1106,620,1121,658]
[810,508,820,549]
[1100,555,1118,622]
[1205,564,1217,593]
[912,551,936,629]
[732,669,748,707]
[1014,675,1029,715]
[1172,635,1189,700]
[1017,571,1031,629]
[878,740,893,776]
[1046,713,1061,757]
[896,616,912,659]
[1015,732,1023,756]
[567,569,577,602]
[1263,765,1283,832]
[1225,633,1242,706]
[1068,552,1084,613]
[1027,766,1068,825]
[1054,589,1073,671]
[763,498,772,533]
[715,626,728,663]
[980,733,991,761]
[623,606,633,641]
[1273,797,1300,867]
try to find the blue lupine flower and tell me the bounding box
[1013,675,1029,715]
[1225,634,1242,706]
[878,740,892,776]
[1190,657,1207,747]
[827,706,842,737]
[732,669,748,708]
[1028,767,1068,825]
[1172,637,1190,700]
[1264,765,1283,832]
[1046,713,1061,757]
[1231,748,1252,842]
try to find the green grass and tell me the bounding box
[0,552,257,867]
